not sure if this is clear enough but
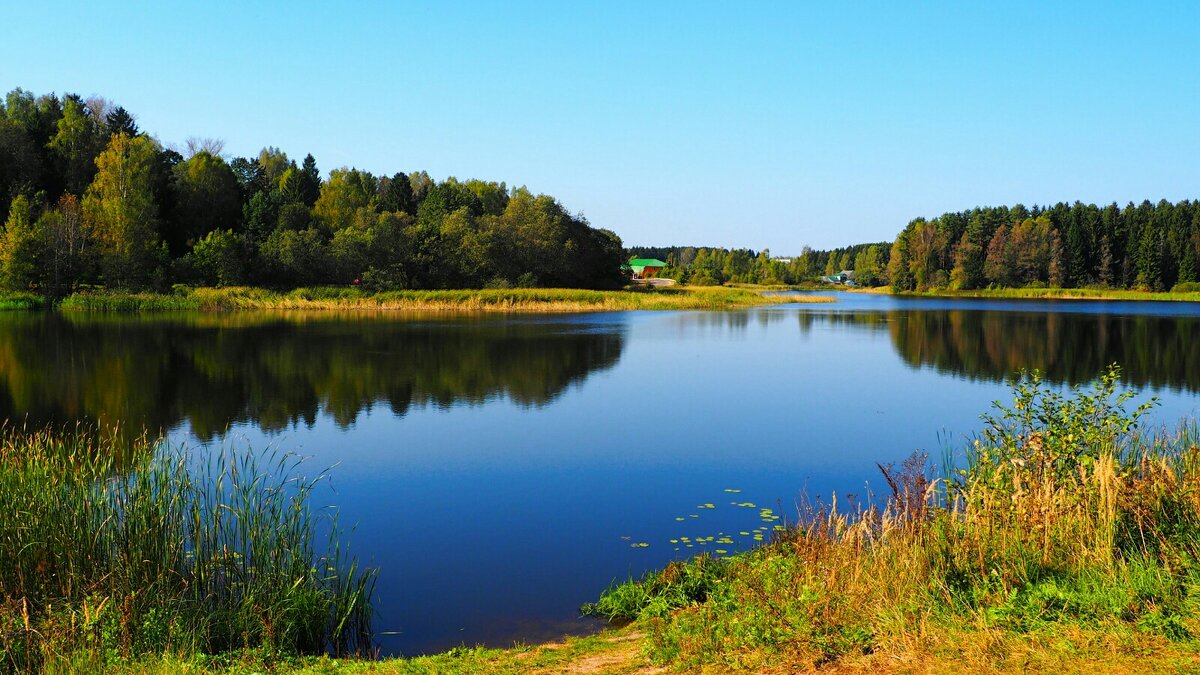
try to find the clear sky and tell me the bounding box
[2,2,1197,252]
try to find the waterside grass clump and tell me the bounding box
[53,285,829,313]
[0,425,375,672]
[585,366,1200,671]
[0,291,48,311]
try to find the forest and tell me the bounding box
[887,200,1200,292]
[626,242,890,286]
[0,88,627,295]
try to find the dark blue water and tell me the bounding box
[5,293,1200,655]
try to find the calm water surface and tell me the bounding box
[6,292,1200,655]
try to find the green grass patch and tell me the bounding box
[0,291,49,311]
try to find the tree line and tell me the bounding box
[626,242,890,286]
[887,200,1200,292]
[0,88,626,295]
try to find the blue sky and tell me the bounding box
[2,2,1197,252]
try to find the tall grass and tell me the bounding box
[56,285,826,313]
[0,291,48,311]
[0,425,375,671]
[587,366,1200,670]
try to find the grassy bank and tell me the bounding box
[888,286,1200,302]
[576,367,1200,671]
[50,285,831,313]
[0,426,375,673]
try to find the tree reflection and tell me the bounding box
[884,310,1200,391]
[0,313,625,439]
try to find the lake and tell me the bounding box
[5,292,1200,655]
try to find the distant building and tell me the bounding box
[821,270,856,285]
[628,258,668,279]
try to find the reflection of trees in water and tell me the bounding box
[796,309,1200,391]
[0,313,625,439]
[888,310,1200,391]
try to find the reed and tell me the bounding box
[0,424,375,671]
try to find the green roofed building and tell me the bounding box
[628,258,668,279]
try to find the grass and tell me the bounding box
[577,366,1200,671]
[51,285,831,313]
[0,291,49,310]
[0,425,375,672]
[894,286,1200,302]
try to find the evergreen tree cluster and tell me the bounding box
[887,201,1200,292]
[0,88,626,295]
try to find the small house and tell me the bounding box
[628,258,668,279]
[821,270,856,285]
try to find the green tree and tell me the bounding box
[0,119,40,221]
[0,194,43,290]
[48,95,104,196]
[243,190,282,240]
[314,168,378,233]
[378,172,413,214]
[298,154,321,207]
[259,227,329,286]
[854,245,885,287]
[41,194,91,296]
[188,229,251,286]
[256,147,290,185]
[1136,226,1163,290]
[888,232,914,291]
[169,151,241,254]
[83,133,164,289]
[104,106,138,138]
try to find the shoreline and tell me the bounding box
[1,285,836,314]
[854,286,1200,302]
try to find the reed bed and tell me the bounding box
[587,366,1200,670]
[0,425,375,672]
[56,285,827,313]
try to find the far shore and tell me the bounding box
[0,284,836,314]
[843,285,1200,302]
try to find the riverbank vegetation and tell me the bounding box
[0,425,375,672]
[50,284,818,313]
[578,366,1200,671]
[628,243,890,287]
[0,88,625,297]
[888,199,1200,293]
[895,285,1200,303]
